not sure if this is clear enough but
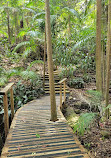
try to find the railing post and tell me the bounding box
[3,93,9,138]
[64,81,66,102]
[10,87,14,120]
[60,84,62,109]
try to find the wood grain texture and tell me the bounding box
[1,96,90,158]
[0,83,14,95]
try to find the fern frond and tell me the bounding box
[27,60,44,70]
[72,34,94,50]
[13,41,30,52]
[27,31,41,38]
[22,47,31,58]
[73,113,96,136]
[22,7,36,14]
[0,77,8,86]
[20,70,38,81]
[6,68,22,79]
[33,12,45,20]
[17,30,27,38]
[63,7,80,20]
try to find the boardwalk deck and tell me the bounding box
[1,95,89,158]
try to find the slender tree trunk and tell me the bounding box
[96,0,102,91]
[68,1,71,41]
[7,2,11,45]
[45,0,57,121]
[43,26,46,89]
[101,0,106,96]
[105,0,111,119]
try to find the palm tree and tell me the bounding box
[45,0,57,121]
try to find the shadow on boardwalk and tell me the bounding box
[1,95,89,158]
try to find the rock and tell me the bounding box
[74,101,81,109]
[66,106,74,116]
[74,109,81,114]
[81,101,90,110]
[69,96,73,100]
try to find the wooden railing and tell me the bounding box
[58,78,67,109]
[0,82,14,137]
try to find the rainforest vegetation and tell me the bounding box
[0,0,111,157]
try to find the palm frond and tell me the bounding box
[84,0,95,15]
[63,7,80,20]
[20,70,38,81]
[22,7,36,14]
[72,34,94,51]
[27,31,41,38]
[13,41,30,52]
[17,30,28,38]
[27,60,44,70]
[23,47,31,58]
[6,68,22,79]
[33,12,45,20]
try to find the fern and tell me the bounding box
[27,31,41,38]
[13,41,30,52]
[73,113,96,136]
[20,70,39,81]
[0,77,8,86]
[27,60,44,70]
[23,47,31,58]
[87,90,102,112]
[6,68,22,79]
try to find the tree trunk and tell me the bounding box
[45,0,57,121]
[7,2,11,45]
[105,0,111,119]
[43,26,46,89]
[96,0,102,91]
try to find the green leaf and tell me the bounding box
[36,134,40,138]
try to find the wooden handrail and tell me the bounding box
[58,78,67,109]
[58,78,67,84]
[0,82,14,137]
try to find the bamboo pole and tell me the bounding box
[3,93,9,137]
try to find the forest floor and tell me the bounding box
[63,81,111,158]
[1,56,111,157]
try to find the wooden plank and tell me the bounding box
[1,96,89,158]
[0,82,14,95]
[58,78,67,84]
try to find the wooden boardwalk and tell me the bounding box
[1,95,89,158]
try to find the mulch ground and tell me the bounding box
[63,88,111,158]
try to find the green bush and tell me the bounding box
[67,77,85,88]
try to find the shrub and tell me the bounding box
[73,112,96,136]
[67,77,85,88]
